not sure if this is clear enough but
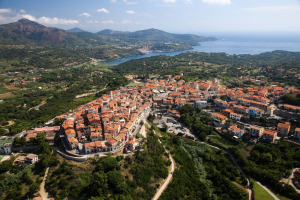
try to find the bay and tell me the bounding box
[101,33,300,65]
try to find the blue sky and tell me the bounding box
[0,0,300,34]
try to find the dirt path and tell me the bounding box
[39,167,49,200]
[288,168,300,193]
[140,124,147,138]
[0,155,11,162]
[152,138,175,200]
[150,128,175,200]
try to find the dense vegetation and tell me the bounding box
[0,138,57,200]
[44,130,169,200]
[230,141,300,200]
[281,94,300,106]
[0,69,128,135]
[179,104,214,140]
[114,51,300,86]
[160,135,248,200]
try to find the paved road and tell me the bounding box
[225,150,252,200]
[39,167,50,200]
[198,142,252,200]
[252,178,279,200]
[152,131,175,200]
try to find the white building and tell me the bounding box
[0,143,12,155]
[230,112,242,121]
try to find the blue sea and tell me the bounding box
[102,33,300,65]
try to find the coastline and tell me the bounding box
[100,35,300,65]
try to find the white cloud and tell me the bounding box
[0,8,12,14]
[79,12,90,17]
[185,0,192,4]
[126,10,136,14]
[22,14,36,21]
[124,0,139,4]
[97,8,109,13]
[33,16,79,25]
[240,6,300,12]
[162,0,177,2]
[102,20,115,24]
[121,20,132,24]
[0,9,79,25]
[110,0,117,3]
[87,20,99,24]
[202,0,231,5]
[19,9,26,13]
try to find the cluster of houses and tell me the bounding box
[142,75,300,143]
[8,75,299,156]
[57,75,299,146]
[60,85,152,154]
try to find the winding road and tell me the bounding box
[151,128,175,200]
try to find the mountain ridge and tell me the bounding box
[0,19,216,48]
[0,19,84,47]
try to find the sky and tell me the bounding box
[0,0,300,34]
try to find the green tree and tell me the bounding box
[220,95,227,101]
[53,118,65,126]
[97,157,118,172]
[259,117,267,124]
[13,137,21,147]
[0,160,13,173]
[39,142,51,155]
[0,128,7,136]
[161,124,168,132]
[20,136,26,146]
[107,170,124,188]
[36,132,47,144]
[225,119,233,124]
[29,182,40,194]
[29,137,35,144]
[261,153,272,163]
[90,171,108,197]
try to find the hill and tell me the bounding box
[0,19,87,47]
[97,28,216,45]
[97,29,130,35]
[0,19,216,49]
[67,27,87,33]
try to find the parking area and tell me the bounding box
[153,116,195,138]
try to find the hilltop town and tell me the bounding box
[1,52,300,200]
[6,73,299,158]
